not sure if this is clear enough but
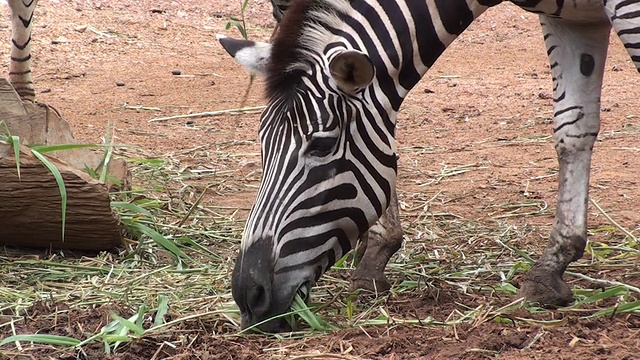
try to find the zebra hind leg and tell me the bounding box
[518,17,611,306]
[349,186,403,293]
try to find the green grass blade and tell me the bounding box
[154,295,169,327]
[134,305,148,329]
[290,293,336,332]
[99,122,114,183]
[111,201,154,217]
[0,334,81,347]
[131,223,192,263]
[101,334,131,343]
[31,149,67,241]
[111,314,144,337]
[30,143,100,153]
[573,286,629,306]
[9,135,21,181]
[588,300,640,318]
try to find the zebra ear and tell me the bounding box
[329,50,374,93]
[217,34,272,75]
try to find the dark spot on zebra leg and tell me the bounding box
[350,197,403,294]
[580,53,595,77]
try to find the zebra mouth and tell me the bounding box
[285,281,312,330]
[296,281,311,303]
[289,281,312,313]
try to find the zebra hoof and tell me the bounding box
[518,265,574,307]
[349,275,391,294]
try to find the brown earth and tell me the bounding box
[1,0,640,359]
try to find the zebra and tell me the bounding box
[218,0,639,332]
[7,0,39,102]
[220,0,407,298]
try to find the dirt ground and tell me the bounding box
[1,0,640,359]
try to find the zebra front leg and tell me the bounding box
[350,185,403,293]
[8,0,39,102]
[519,17,611,306]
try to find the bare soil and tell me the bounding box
[1,0,639,359]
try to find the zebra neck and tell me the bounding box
[370,0,494,102]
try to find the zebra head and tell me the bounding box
[218,0,397,331]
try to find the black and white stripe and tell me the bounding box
[224,0,640,331]
[7,0,39,102]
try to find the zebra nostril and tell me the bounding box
[247,280,271,317]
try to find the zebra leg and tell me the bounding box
[350,186,403,293]
[8,0,39,102]
[519,17,611,306]
[604,0,640,72]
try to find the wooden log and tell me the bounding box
[0,78,130,190]
[0,142,123,250]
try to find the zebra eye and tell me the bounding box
[306,136,338,157]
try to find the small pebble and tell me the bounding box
[186,120,194,126]
[41,88,52,94]
[51,36,68,44]
[150,8,165,13]
[171,69,182,76]
[116,82,125,87]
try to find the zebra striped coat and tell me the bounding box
[220,0,640,332]
[7,0,39,102]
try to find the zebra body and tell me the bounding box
[222,0,640,332]
[7,0,40,102]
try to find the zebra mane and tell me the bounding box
[266,0,351,99]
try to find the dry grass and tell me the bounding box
[1,144,638,358]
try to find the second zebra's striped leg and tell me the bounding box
[8,0,39,102]
[519,17,611,306]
